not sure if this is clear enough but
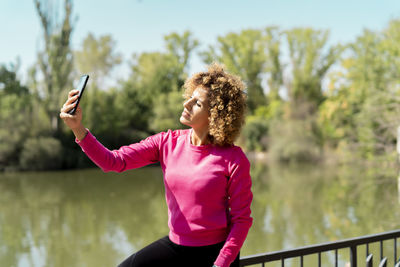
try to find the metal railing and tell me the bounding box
[240,229,400,267]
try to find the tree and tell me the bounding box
[0,62,28,96]
[200,29,269,113]
[72,33,124,145]
[264,27,284,102]
[164,31,199,76]
[0,64,32,170]
[150,31,199,132]
[284,28,342,117]
[236,28,284,151]
[33,0,75,134]
[151,91,186,132]
[121,31,199,133]
[127,30,198,97]
[318,19,400,162]
[74,33,122,88]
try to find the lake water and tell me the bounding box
[1,162,400,266]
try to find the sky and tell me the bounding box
[1,0,400,83]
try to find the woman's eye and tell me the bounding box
[196,102,201,107]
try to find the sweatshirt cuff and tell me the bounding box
[214,253,231,267]
[75,129,94,151]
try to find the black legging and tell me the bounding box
[118,236,240,267]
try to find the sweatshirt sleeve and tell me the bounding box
[214,150,253,267]
[75,129,163,172]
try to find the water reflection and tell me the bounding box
[247,162,400,266]
[0,162,399,266]
[0,168,168,267]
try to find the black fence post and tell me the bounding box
[239,229,400,266]
[351,245,357,267]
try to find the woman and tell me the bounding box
[60,63,253,267]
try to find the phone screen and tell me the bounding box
[68,75,89,114]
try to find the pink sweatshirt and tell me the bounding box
[76,128,253,267]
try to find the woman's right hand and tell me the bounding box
[60,89,87,140]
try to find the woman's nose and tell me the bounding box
[183,99,192,110]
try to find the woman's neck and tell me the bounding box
[191,128,210,146]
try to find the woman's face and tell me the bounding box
[180,87,209,131]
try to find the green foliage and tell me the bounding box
[129,52,182,96]
[201,28,282,113]
[74,33,122,87]
[0,65,33,170]
[116,81,152,133]
[242,116,269,152]
[19,137,63,170]
[0,94,30,164]
[0,65,29,95]
[123,31,199,134]
[285,28,343,113]
[34,0,75,133]
[164,31,199,74]
[254,100,284,121]
[318,19,400,162]
[2,6,400,170]
[201,27,284,110]
[268,117,322,163]
[128,31,198,97]
[80,86,128,144]
[151,91,187,132]
[241,101,283,151]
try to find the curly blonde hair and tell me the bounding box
[183,63,247,146]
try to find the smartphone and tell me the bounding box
[68,75,89,115]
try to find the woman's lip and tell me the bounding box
[182,111,190,119]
